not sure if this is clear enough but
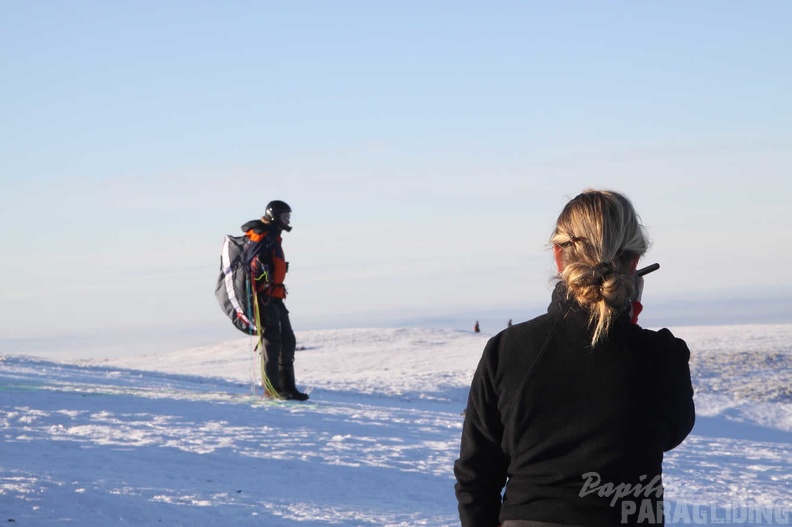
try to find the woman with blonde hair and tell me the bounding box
[454,190,694,527]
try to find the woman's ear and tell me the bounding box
[553,244,564,273]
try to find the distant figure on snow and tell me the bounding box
[454,189,695,526]
[241,200,309,401]
[474,321,480,333]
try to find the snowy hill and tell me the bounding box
[2,325,790,526]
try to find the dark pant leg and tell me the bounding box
[261,298,284,391]
[278,301,296,366]
[276,301,297,390]
[502,521,587,527]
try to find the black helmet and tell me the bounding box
[264,200,292,231]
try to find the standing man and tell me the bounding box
[241,200,309,401]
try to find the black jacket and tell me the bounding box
[454,283,695,527]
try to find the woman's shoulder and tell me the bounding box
[496,312,554,339]
[633,325,683,342]
[625,324,691,359]
[482,312,557,361]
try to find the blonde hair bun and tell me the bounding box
[550,190,649,345]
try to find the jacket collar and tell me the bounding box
[548,282,587,320]
[547,281,631,326]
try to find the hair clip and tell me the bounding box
[558,235,586,248]
[592,262,614,285]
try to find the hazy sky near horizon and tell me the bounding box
[2,1,791,338]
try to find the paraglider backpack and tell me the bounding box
[215,233,276,335]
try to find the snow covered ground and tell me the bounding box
[1,324,790,526]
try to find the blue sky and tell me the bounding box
[1,1,791,341]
